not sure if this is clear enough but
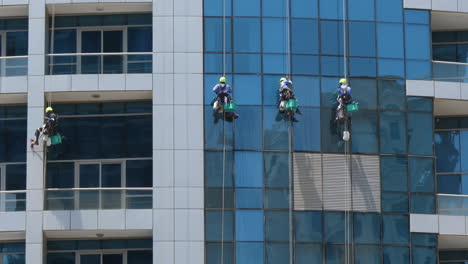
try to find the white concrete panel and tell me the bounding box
[459,0,468,12]
[174,0,202,17]
[153,105,174,150]
[435,81,461,99]
[406,80,434,97]
[173,74,203,105]
[26,190,44,211]
[173,17,203,53]
[45,75,72,92]
[26,211,43,244]
[174,210,204,241]
[410,214,438,233]
[174,150,203,188]
[154,17,174,53]
[440,215,465,235]
[461,83,468,100]
[0,212,25,231]
[26,151,44,190]
[126,210,153,230]
[153,74,174,105]
[174,53,203,74]
[174,188,203,209]
[153,53,174,74]
[1,76,27,93]
[70,210,98,230]
[71,75,99,91]
[3,0,28,5]
[154,242,175,264]
[153,0,174,17]
[27,76,45,107]
[154,187,174,209]
[174,105,203,150]
[98,210,125,229]
[174,242,204,264]
[433,0,457,11]
[28,55,45,76]
[26,243,43,264]
[30,0,46,19]
[126,74,153,91]
[43,211,71,230]
[404,0,431,9]
[153,209,175,241]
[153,149,174,187]
[99,74,126,91]
[28,18,46,55]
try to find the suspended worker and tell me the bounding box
[278,77,301,122]
[31,107,58,146]
[336,78,352,121]
[212,76,239,119]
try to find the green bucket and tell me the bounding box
[50,134,62,145]
[224,102,237,112]
[285,99,298,110]
[347,103,359,112]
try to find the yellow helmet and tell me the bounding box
[339,78,348,84]
[45,107,53,113]
[280,77,287,83]
[219,76,226,83]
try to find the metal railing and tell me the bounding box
[45,187,152,211]
[437,194,468,215]
[433,60,468,82]
[47,52,152,75]
[0,191,26,212]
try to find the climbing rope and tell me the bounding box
[49,2,56,76]
[220,0,227,262]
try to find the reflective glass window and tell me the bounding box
[405,24,430,60]
[412,233,437,247]
[204,18,232,53]
[265,211,289,241]
[409,157,434,193]
[265,243,289,264]
[292,55,319,75]
[412,247,436,264]
[4,120,26,162]
[236,243,263,264]
[264,189,289,209]
[6,32,27,56]
[47,253,75,264]
[320,20,343,55]
[79,164,99,188]
[379,80,406,111]
[206,243,233,264]
[382,192,408,213]
[263,54,287,74]
[101,163,121,188]
[235,151,263,187]
[205,151,234,187]
[321,56,344,76]
[435,131,460,173]
[234,107,262,150]
[263,18,286,53]
[349,22,376,57]
[236,188,263,208]
[354,213,381,244]
[321,77,339,108]
[349,58,376,78]
[5,164,25,190]
[263,107,289,150]
[325,212,351,243]
[233,18,260,52]
[355,245,380,264]
[264,152,289,187]
[351,110,378,153]
[293,107,321,151]
[204,54,232,74]
[380,111,406,154]
[127,27,151,52]
[292,19,318,54]
[126,160,152,187]
[381,156,408,192]
[234,54,261,73]
[294,211,322,242]
[205,210,234,241]
[405,10,429,24]
[319,0,343,19]
[236,210,264,241]
[411,194,435,214]
[127,251,151,264]
[263,75,282,106]
[378,59,405,79]
[47,162,74,188]
[320,108,345,153]
[3,254,25,264]
[408,113,433,156]
[204,106,233,149]
[326,244,344,264]
[262,0,285,17]
[433,45,457,62]
[233,0,260,16]
[204,0,232,16]
[349,0,374,21]
[295,244,321,264]
[382,214,409,245]
[376,0,403,22]
[383,246,409,264]
[377,23,404,58]
[350,79,377,109]
[406,60,431,80]
[407,97,432,112]
[291,76,320,107]
[461,131,468,172]
[292,0,318,18]
[233,75,261,105]
[205,189,234,209]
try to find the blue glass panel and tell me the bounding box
[325,212,351,243]
[380,111,406,154]
[412,247,436,264]
[54,16,77,27]
[233,0,260,16]
[320,20,343,55]
[433,31,457,43]
[236,243,263,264]
[411,194,435,214]
[405,24,430,60]
[349,22,376,57]
[383,215,409,245]
[47,253,75,264]
[292,19,318,54]
[295,244,322,264]
[384,247,409,264]
[204,0,232,16]
[205,210,234,241]
[127,27,151,52]
[378,59,405,79]
[233,18,260,52]
[127,14,152,25]
[236,188,263,208]
[204,106,234,149]
[320,108,345,153]
[326,245,344,264]
[381,156,408,192]
[266,243,289,264]
[319,0,343,19]
[377,23,404,58]
[435,131,460,173]
[291,76,320,107]
[205,151,234,187]
[4,120,26,162]
[292,0,318,18]
[409,157,434,193]
[351,110,378,154]
[236,210,264,241]
[235,151,263,187]
[408,113,433,156]
[263,18,286,53]
[126,160,152,188]
[349,78,376,109]
[262,0,285,17]
[6,32,27,56]
[292,55,319,75]
[263,107,289,150]
[408,97,432,112]
[233,75,261,105]
[263,75,283,106]
[102,15,125,26]
[5,164,25,190]
[53,29,76,53]
[376,0,403,22]
[350,57,377,77]
[204,18,232,53]
[461,131,468,172]
[264,152,289,187]
[293,107,321,151]
[46,162,74,188]
[433,45,457,62]
[127,251,151,264]
[264,189,289,209]
[354,213,381,244]
[321,56,344,76]
[412,233,437,247]
[355,245,381,264]
[204,54,232,74]
[382,192,408,213]
[234,106,262,150]
[233,53,261,73]
[437,174,461,194]
[4,19,27,30]
[405,10,430,24]
[265,211,289,241]
[263,54,287,74]
[79,164,99,188]
[206,189,234,209]
[295,211,322,242]
[406,60,431,80]
[206,243,233,264]
[379,79,406,111]
[349,0,374,21]
[320,77,339,107]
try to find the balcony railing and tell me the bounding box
[45,188,152,211]
[437,194,468,215]
[0,56,27,77]
[433,60,468,82]
[0,191,26,212]
[47,52,152,75]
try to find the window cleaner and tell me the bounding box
[335,78,358,141]
[212,76,239,122]
[30,107,61,148]
[278,77,302,122]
